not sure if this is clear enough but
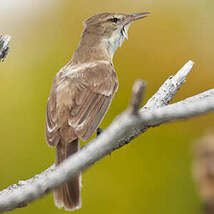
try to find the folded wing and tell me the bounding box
[45,61,118,146]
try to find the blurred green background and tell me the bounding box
[0,0,214,213]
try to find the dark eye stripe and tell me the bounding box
[108,17,119,23]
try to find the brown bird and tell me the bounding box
[45,12,149,211]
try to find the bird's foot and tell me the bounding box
[96,128,103,137]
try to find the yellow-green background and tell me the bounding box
[0,0,214,213]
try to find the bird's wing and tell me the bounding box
[45,61,118,146]
[46,80,60,146]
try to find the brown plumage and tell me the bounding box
[45,12,149,211]
[46,60,118,210]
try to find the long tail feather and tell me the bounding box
[54,138,81,211]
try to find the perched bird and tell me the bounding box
[45,12,149,211]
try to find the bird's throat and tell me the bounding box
[70,24,130,64]
[103,24,130,60]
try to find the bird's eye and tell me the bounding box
[108,17,119,23]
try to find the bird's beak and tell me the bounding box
[120,12,150,40]
[123,12,150,25]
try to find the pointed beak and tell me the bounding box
[123,12,150,25]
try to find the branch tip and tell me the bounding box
[129,79,146,115]
[174,60,194,82]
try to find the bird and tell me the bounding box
[45,11,150,211]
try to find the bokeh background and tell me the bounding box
[0,0,214,213]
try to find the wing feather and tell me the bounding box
[45,61,118,145]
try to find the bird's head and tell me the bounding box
[82,12,150,59]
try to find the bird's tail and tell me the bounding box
[54,138,81,211]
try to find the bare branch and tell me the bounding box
[0,35,11,62]
[1,60,214,213]
[143,60,194,109]
[176,88,214,105]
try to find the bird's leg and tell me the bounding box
[96,128,103,137]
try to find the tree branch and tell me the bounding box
[143,60,194,109]
[0,35,11,62]
[0,60,214,213]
